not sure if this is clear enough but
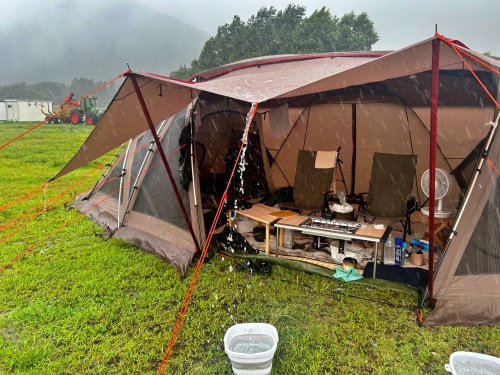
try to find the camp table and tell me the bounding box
[233,204,282,255]
[274,216,391,277]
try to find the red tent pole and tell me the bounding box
[350,104,357,196]
[129,74,201,254]
[427,38,440,305]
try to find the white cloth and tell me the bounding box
[329,203,353,213]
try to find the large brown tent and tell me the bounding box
[55,35,500,325]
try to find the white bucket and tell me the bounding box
[445,351,500,374]
[224,323,279,375]
[234,216,256,233]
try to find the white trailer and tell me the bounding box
[4,100,53,122]
[0,101,6,121]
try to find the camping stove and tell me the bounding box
[301,217,361,235]
[301,218,362,252]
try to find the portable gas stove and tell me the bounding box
[301,217,362,235]
[300,217,363,251]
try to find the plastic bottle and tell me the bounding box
[395,237,404,266]
[384,234,395,265]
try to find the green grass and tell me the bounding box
[1,122,499,374]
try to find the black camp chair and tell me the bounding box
[279,150,337,215]
[356,152,417,242]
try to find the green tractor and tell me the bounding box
[70,96,103,125]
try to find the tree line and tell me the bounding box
[0,78,118,108]
[170,5,379,79]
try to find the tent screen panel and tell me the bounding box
[455,175,500,275]
[133,111,190,229]
[99,156,126,200]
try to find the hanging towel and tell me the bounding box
[268,103,291,136]
[333,266,364,282]
[315,151,337,169]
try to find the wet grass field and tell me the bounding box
[1,122,499,374]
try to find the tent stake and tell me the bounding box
[129,74,201,253]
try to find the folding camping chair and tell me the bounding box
[279,150,337,215]
[356,152,417,242]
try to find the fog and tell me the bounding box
[3,0,497,53]
[0,0,498,85]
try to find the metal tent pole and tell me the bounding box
[117,140,132,229]
[189,108,198,208]
[188,107,205,244]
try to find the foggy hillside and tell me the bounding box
[0,0,209,85]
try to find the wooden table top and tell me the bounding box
[275,215,309,226]
[235,204,281,225]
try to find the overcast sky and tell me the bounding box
[1,0,499,55]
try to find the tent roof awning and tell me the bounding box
[137,37,500,104]
[53,35,500,180]
[188,53,384,103]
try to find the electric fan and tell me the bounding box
[421,168,453,218]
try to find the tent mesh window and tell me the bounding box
[455,174,500,275]
[452,137,487,190]
[133,110,190,229]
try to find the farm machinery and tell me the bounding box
[42,93,103,125]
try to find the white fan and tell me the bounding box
[421,168,453,218]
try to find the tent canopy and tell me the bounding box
[54,36,499,180]
[59,35,500,325]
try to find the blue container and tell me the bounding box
[394,238,404,266]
